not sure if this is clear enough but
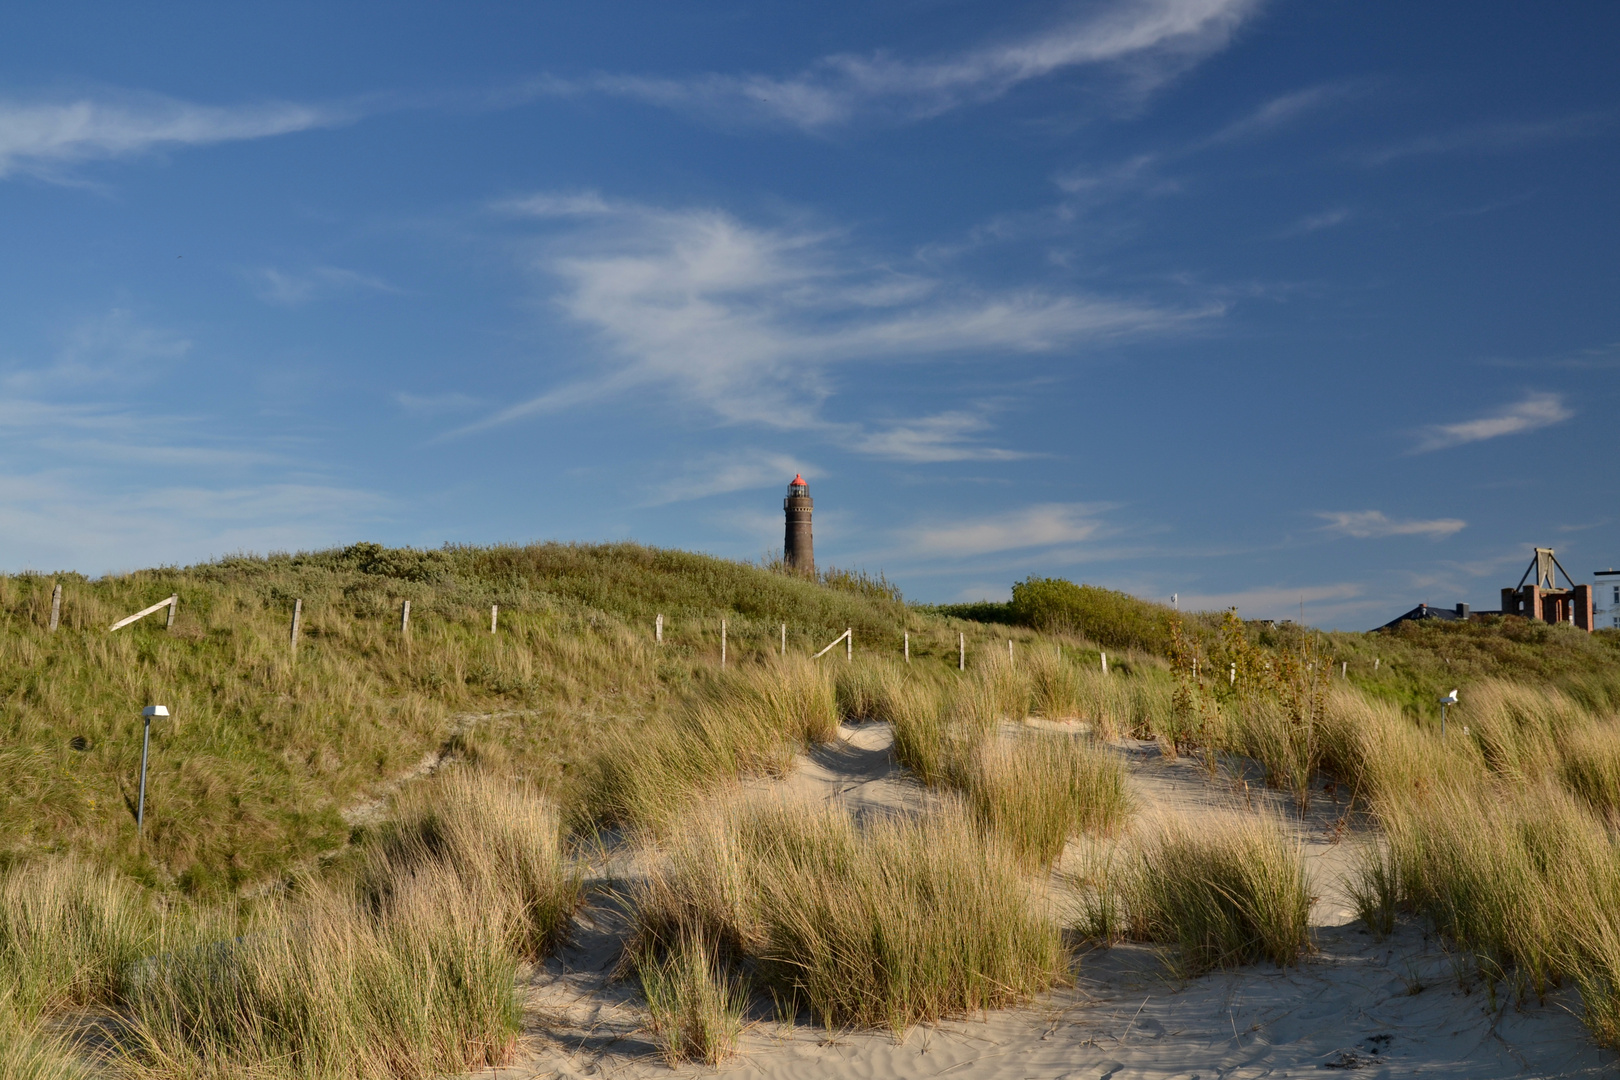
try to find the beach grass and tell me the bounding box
[962,732,1131,866]
[1118,813,1311,974]
[634,794,1066,1032]
[636,929,748,1066]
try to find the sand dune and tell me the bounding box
[478,723,1612,1079]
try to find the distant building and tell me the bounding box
[1380,602,1473,630]
[1596,569,1620,630]
[783,474,814,574]
[1501,547,1594,631]
[1378,546,1604,633]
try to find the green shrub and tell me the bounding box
[1009,577,1171,653]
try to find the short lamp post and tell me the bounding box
[1437,689,1458,737]
[137,705,169,836]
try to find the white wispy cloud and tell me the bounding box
[1317,510,1466,540]
[1415,391,1573,452]
[1357,113,1606,167]
[251,266,401,307]
[2,308,190,391]
[0,472,389,573]
[0,90,348,181]
[1279,207,1350,236]
[461,195,1212,458]
[1172,582,1363,616]
[849,413,1032,463]
[544,0,1261,130]
[393,391,483,416]
[1202,81,1364,145]
[909,503,1109,558]
[642,453,809,505]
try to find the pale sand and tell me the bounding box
[475,723,1613,1079]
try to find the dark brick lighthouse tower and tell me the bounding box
[783,474,814,575]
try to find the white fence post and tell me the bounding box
[290,598,302,655]
[959,632,965,671]
[781,622,786,656]
[165,594,178,630]
[656,613,663,644]
[49,583,62,633]
[846,628,852,661]
[1101,651,1108,675]
[1008,639,1013,665]
[491,604,498,634]
[721,619,727,668]
[400,600,411,637]
[904,631,909,663]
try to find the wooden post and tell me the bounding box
[846,628,852,661]
[1101,651,1108,675]
[1374,657,1379,671]
[491,604,498,634]
[48,583,62,632]
[289,598,302,654]
[904,631,909,663]
[1341,660,1347,679]
[165,594,178,630]
[780,622,786,656]
[400,600,411,636]
[656,613,663,644]
[721,619,727,668]
[1230,662,1236,686]
[1008,639,1013,665]
[958,633,964,671]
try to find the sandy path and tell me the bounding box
[479,723,1612,1080]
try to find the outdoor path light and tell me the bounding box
[1437,689,1458,737]
[138,705,169,835]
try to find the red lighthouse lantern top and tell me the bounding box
[789,474,806,488]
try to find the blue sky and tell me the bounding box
[1,1,1616,627]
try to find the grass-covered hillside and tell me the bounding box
[4,543,1616,895]
[7,544,1620,1079]
[937,574,1620,718]
[0,542,1057,892]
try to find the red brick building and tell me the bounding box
[1501,548,1594,632]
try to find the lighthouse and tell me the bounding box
[783,474,814,574]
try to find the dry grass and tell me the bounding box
[587,657,839,833]
[633,794,1066,1032]
[962,733,1131,866]
[0,856,166,1025]
[1112,812,1311,975]
[359,772,583,961]
[1560,725,1620,817]
[0,775,576,1080]
[122,868,521,1080]
[1324,679,1620,1042]
[636,930,748,1066]
[0,1008,91,1080]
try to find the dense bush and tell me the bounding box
[1010,577,1172,653]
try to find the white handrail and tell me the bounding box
[109,595,177,633]
[813,628,851,659]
